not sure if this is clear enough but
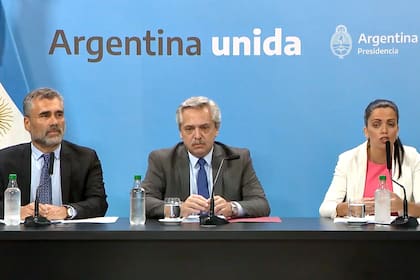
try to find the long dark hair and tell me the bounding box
[364,99,404,179]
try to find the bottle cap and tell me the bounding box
[8,174,17,180]
[134,175,142,180]
[379,175,386,181]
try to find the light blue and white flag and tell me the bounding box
[0,83,30,149]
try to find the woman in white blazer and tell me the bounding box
[319,99,420,218]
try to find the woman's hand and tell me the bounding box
[390,192,403,214]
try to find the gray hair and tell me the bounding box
[176,96,221,129]
[23,88,64,116]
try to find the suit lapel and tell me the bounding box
[21,144,33,204]
[211,144,225,195]
[356,142,368,199]
[175,144,190,199]
[60,142,71,203]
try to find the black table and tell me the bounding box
[1,218,419,279]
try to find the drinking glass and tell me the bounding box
[164,197,181,219]
[348,198,366,219]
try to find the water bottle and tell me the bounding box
[375,175,390,223]
[4,173,21,225]
[130,175,145,225]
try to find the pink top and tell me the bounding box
[363,160,393,198]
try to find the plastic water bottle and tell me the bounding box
[130,175,145,225]
[4,173,21,225]
[375,175,390,223]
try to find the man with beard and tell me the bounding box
[0,88,108,220]
[142,96,270,219]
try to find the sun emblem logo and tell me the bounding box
[330,25,352,59]
[0,95,13,137]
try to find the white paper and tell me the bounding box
[57,216,119,224]
[181,215,200,223]
[0,219,25,224]
[334,215,398,225]
[0,216,119,224]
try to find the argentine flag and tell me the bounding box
[0,83,30,149]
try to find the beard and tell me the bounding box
[32,126,64,148]
[36,134,63,147]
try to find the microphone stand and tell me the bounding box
[199,196,229,226]
[24,188,51,227]
[385,141,418,228]
[200,154,240,226]
[390,179,418,228]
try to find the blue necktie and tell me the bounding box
[38,153,52,204]
[197,158,209,199]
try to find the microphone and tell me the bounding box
[385,141,418,228]
[24,153,54,227]
[385,140,392,172]
[200,154,240,226]
[49,152,55,175]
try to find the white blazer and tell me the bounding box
[319,141,420,218]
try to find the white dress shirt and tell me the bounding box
[30,144,62,205]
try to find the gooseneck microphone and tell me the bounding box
[390,179,418,227]
[24,152,54,227]
[200,154,240,226]
[385,141,418,228]
[49,152,55,175]
[386,140,392,172]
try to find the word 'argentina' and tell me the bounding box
[212,28,301,56]
[48,29,201,63]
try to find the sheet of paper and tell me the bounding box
[228,216,281,223]
[334,215,397,225]
[182,215,200,223]
[0,216,119,224]
[0,219,24,224]
[57,216,119,224]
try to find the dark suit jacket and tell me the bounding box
[142,141,270,218]
[0,140,108,219]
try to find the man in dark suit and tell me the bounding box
[0,88,107,220]
[143,96,270,219]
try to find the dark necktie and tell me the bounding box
[197,158,209,199]
[38,153,52,204]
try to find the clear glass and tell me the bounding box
[164,197,181,219]
[348,198,366,219]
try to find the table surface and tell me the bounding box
[2,217,420,280]
[1,217,419,241]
